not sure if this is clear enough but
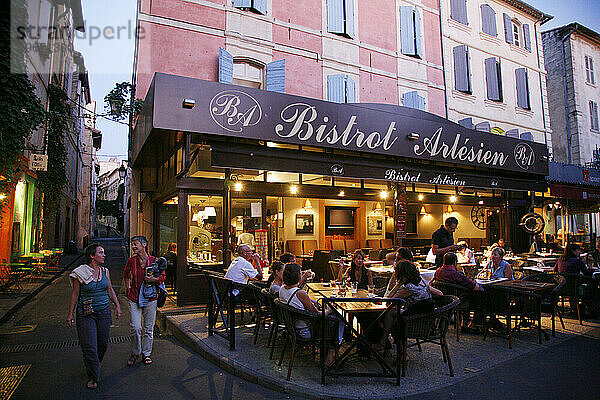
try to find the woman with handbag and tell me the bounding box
[67,243,121,390]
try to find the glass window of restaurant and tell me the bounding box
[187,195,224,268]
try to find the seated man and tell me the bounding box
[434,252,484,333]
[225,244,263,284]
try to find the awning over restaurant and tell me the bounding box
[132,73,549,191]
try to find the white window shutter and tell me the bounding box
[233,0,251,8]
[523,24,531,51]
[345,75,356,102]
[503,13,514,44]
[450,0,468,25]
[344,0,355,38]
[38,0,52,45]
[219,48,233,84]
[475,121,491,132]
[266,59,285,93]
[481,4,497,36]
[400,6,415,56]
[327,0,344,34]
[415,8,423,58]
[328,74,345,103]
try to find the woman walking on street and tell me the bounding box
[67,243,121,390]
[124,235,166,366]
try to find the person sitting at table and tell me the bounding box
[456,241,475,265]
[338,250,373,289]
[224,245,263,284]
[554,243,594,276]
[383,248,414,297]
[377,261,443,352]
[482,247,514,280]
[268,261,284,295]
[278,263,341,367]
[280,253,296,264]
[383,250,397,266]
[434,252,483,333]
[490,238,507,252]
[587,239,600,269]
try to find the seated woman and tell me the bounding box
[377,260,443,351]
[268,261,284,295]
[456,241,476,265]
[383,248,414,297]
[554,243,593,276]
[481,247,514,280]
[338,250,373,289]
[278,263,341,366]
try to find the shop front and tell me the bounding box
[131,73,548,305]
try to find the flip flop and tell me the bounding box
[86,380,97,390]
[143,356,153,365]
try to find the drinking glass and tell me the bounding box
[351,281,358,294]
[368,284,375,294]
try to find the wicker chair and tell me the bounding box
[430,280,472,342]
[246,283,273,344]
[395,295,460,377]
[273,298,339,381]
[555,273,598,325]
[523,273,565,336]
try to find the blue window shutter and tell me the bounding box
[266,59,285,93]
[345,75,355,102]
[523,24,531,51]
[485,57,501,101]
[459,117,473,129]
[344,0,355,38]
[415,8,423,58]
[400,6,415,56]
[219,47,233,84]
[453,45,470,92]
[327,0,344,34]
[403,91,417,108]
[475,121,491,132]
[505,129,519,138]
[328,74,345,103]
[520,132,533,141]
[481,4,497,36]
[516,68,530,109]
[416,93,426,110]
[233,0,251,8]
[451,0,468,25]
[503,13,513,44]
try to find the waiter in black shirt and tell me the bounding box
[431,217,460,268]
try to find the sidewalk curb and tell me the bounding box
[157,311,361,400]
[0,253,84,325]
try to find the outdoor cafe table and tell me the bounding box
[305,282,405,385]
[367,265,436,284]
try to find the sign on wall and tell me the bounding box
[29,154,48,171]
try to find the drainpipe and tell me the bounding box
[561,26,578,164]
[533,17,548,149]
[438,0,449,118]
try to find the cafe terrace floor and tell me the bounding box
[156,296,600,400]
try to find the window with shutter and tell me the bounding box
[401,6,422,58]
[505,129,519,138]
[453,45,471,93]
[450,0,468,25]
[233,0,266,15]
[219,48,233,84]
[327,0,354,38]
[38,0,52,45]
[266,59,285,93]
[515,68,530,109]
[328,74,355,103]
[503,13,513,44]
[480,4,497,36]
[512,22,520,47]
[522,24,531,51]
[403,91,425,110]
[485,57,502,101]
[586,56,595,85]
[475,121,491,132]
[590,101,599,131]
[458,117,473,129]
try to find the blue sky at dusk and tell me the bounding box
[75,0,600,161]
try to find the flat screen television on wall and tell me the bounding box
[325,207,355,235]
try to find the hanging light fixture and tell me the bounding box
[418,194,424,201]
[338,190,345,197]
[304,199,312,209]
[379,190,388,199]
[450,195,457,203]
[234,182,243,191]
[374,202,383,211]
[290,185,298,194]
[446,205,454,213]
[204,206,217,216]
[420,205,428,215]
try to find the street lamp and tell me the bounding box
[118,164,126,181]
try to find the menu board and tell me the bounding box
[395,183,407,243]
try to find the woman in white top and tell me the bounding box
[278,263,337,367]
[456,241,476,265]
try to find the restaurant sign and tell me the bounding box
[149,74,548,175]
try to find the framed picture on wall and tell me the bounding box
[367,216,383,235]
[295,214,314,234]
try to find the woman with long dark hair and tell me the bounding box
[67,243,121,390]
[338,249,373,289]
[555,243,593,276]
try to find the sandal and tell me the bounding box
[127,355,137,367]
[143,356,153,365]
[86,380,97,390]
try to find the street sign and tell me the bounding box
[29,154,48,171]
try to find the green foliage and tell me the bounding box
[37,85,69,210]
[0,0,46,222]
[104,82,143,122]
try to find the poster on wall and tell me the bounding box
[295,214,314,234]
[395,183,407,241]
[367,216,383,235]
